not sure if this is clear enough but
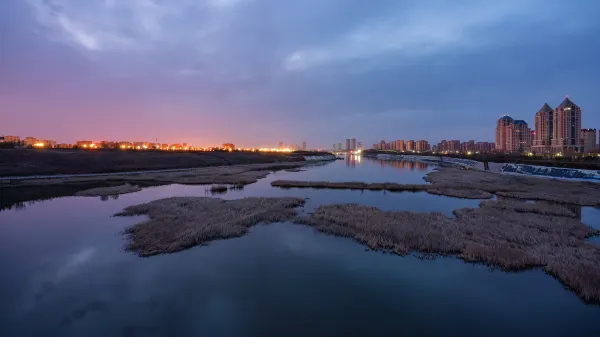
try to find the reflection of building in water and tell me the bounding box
[375,159,432,171]
[345,155,357,168]
[101,195,109,201]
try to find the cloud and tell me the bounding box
[283,0,549,71]
[24,0,244,52]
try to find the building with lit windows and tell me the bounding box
[551,97,582,154]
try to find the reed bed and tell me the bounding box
[209,184,228,192]
[299,203,600,303]
[115,197,305,257]
[479,200,577,218]
[74,184,142,197]
[272,167,600,205]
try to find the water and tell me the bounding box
[1,157,599,337]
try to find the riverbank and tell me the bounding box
[0,149,330,177]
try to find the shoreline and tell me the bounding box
[0,148,334,178]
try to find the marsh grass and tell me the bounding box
[74,184,142,197]
[272,167,600,205]
[299,203,600,303]
[479,200,577,217]
[115,197,305,257]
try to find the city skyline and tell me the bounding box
[2,1,600,147]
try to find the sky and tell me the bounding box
[1,0,599,148]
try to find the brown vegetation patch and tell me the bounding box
[479,200,577,218]
[426,168,600,206]
[271,167,600,205]
[427,188,493,199]
[299,204,600,303]
[115,197,305,256]
[74,184,142,197]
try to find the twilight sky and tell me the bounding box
[1,0,599,148]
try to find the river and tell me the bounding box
[1,155,599,337]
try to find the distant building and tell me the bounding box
[0,135,20,143]
[350,138,356,150]
[357,142,363,150]
[302,141,307,151]
[532,103,554,154]
[222,143,235,150]
[506,120,532,153]
[394,140,405,152]
[448,140,460,152]
[278,141,284,150]
[44,140,57,148]
[57,143,73,149]
[475,142,494,153]
[582,129,597,154]
[76,140,95,149]
[406,140,415,152]
[552,97,583,154]
[495,116,514,152]
[23,137,38,147]
[415,140,429,152]
[345,138,351,151]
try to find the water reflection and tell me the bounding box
[376,159,428,171]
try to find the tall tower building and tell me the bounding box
[302,141,307,151]
[552,97,582,154]
[532,103,554,154]
[406,140,415,151]
[345,138,351,151]
[582,129,597,154]
[495,115,514,152]
[351,138,356,150]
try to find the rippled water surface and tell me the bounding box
[1,156,599,337]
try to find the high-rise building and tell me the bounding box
[475,142,494,153]
[338,142,342,151]
[415,140,430,152]
[552,97,582,154]
[506,120,532,153]
[357,142,363,150]
[495,115,514,152]
[351,138,356,150]
[406,140,415,151]
[448,140,461,152]
[439,140,448,152]
[345,138,351,151]
[532,103,554,154]
[582,129,597,154]
[394,140,405,152]
[302,141,307,151]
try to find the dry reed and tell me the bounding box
[115,197,305,256]
[74,184,142,197]
[479,200,577,217]
[272,167,600,205]
[209,184,228,192]
[299,203,600,303]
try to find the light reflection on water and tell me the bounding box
[0,157,599,337]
